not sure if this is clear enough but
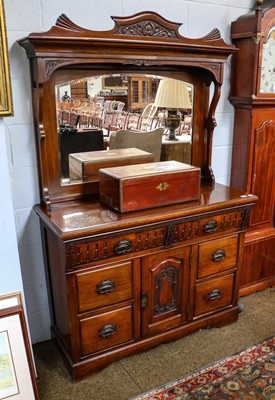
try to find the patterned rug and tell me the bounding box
[130,336,275,399]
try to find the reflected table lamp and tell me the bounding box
[154,78,191,140]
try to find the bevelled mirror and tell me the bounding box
[18,11,236,210]
[55,73,194,184]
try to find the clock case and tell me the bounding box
[230,0,275,295]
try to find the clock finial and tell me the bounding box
[255,0,264,8]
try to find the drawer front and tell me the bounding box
[65,208,247,269]
[76,261,133,313]
[66,227,166,269]
[198,235,238,278]
[194,274,234,317]
[80,305,133,356]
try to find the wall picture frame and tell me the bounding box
[0,292,21,310]
[0,0,13,116]
[102,76,126,90]
[0,294,40,399]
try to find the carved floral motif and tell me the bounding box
[117,20,178,39]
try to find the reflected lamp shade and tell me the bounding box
[154,78,192,140]
[154,78,192,109]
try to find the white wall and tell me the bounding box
[3,0,255,344]
[0,119,24,296]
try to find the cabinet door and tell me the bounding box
[129,77,152,110]
[249,116,275,227]
[141,246,191,337]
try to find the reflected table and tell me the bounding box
[160,135,191,164]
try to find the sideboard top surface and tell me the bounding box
[34,184,257,241]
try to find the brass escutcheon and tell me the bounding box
[156,182,170,191]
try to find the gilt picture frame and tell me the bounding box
[0,292,21,310]
[0,294,39,399]
[0,0,13,115]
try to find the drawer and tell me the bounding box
[65,209,246,269]
[76,261,133,313]
[194,274,234,317]
[198,235,238,278]
[66,227,167,269]
[80,305,133,356]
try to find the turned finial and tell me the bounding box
[255,0,264,8]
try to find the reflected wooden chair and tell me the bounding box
[181,114,192,135]
[138,103,158,131]
[117,101,125,112]
[125,112,141,130]
[60,109,70,124]
[71,99,81,110]
[94,96,104,107]
[109,127,164,162]
[69,111,79,127]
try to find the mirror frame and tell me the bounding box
[18,11,236,210]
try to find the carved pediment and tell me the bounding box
[51,11,228,48]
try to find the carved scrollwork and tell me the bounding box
[117,20,178,39]
[154,265,179,315]
[45,60,68,79]
[202,63,221,82]
[122,59,162,66]
[206,63,221,75]
[242,207,252,230]
[164,223,175,248]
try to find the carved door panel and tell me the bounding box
[141,246,191,337]
[249,118,275,228]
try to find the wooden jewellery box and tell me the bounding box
[99,160,201,213]
[69,147,154,182]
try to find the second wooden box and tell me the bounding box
[69,148,154,182]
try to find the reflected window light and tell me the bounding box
[63,212,84,219]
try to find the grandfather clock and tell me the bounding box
[230,0,275,295]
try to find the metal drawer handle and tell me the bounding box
[207,288,222,301]
[203,220,217,233]
[96,280,116,295]
[113,239,132,255]
[98,324,117,338]
[211,249,226,262]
